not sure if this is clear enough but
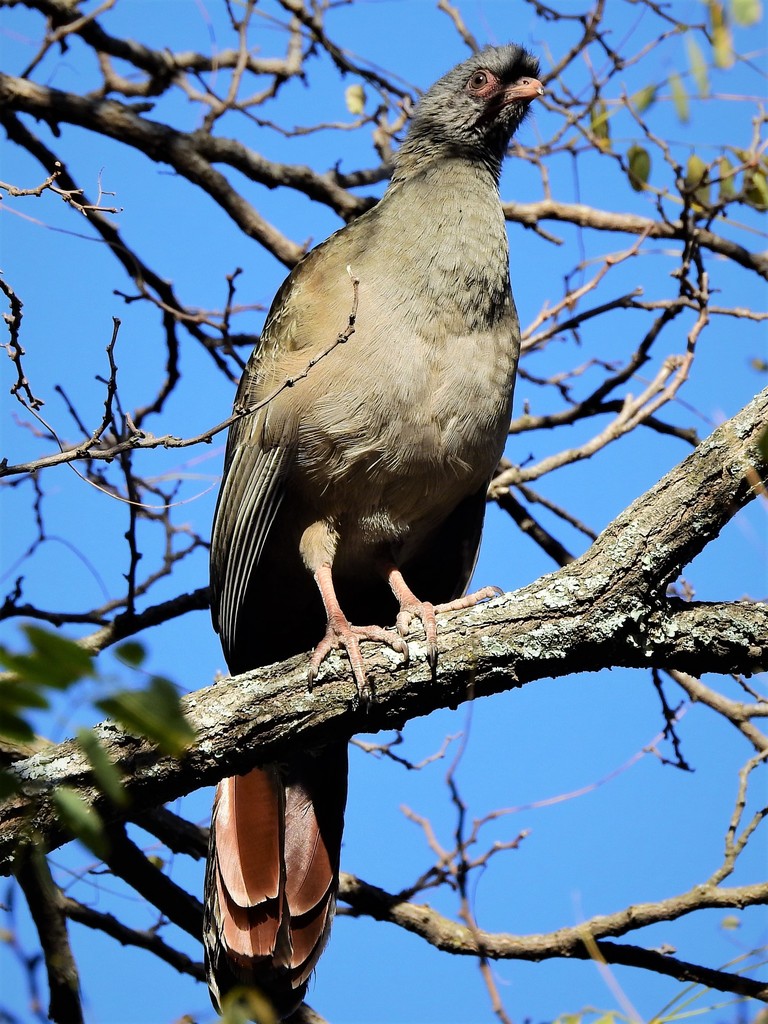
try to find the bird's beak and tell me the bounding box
[503,77,545,104]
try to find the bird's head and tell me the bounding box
[398,45,543,176]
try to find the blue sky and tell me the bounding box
[1,1,766,1022]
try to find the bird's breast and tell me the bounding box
[291,307,519,544]
[262,162,521,547]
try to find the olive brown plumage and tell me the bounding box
[205,44,543,1018]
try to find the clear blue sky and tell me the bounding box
[1,2,766,1022]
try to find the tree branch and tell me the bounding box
[16,847,84,1024]
[338,873,768,1000]
[1,390,765,872]
[100,823,203,938]
[62,896,205,981]
[0,109,243,377]
[0,73,364,264]
[504,199,768,280]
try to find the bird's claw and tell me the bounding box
[308,619,409,702]
[395,585,501,673]
[396,600,438,669]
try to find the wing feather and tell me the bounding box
[210,441,289,658]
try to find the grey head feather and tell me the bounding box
[396,44,542,178]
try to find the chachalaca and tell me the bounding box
[204,43,543,1018]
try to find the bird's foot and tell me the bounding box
[390,573,502,669]
[308,613,408,702]
[311,562,409,701]
[434,585,503,614]
[395,598,438,668]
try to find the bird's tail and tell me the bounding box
[204,744,348,1019]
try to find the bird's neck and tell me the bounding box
[365,151,511,330]
[380,150,507,251]
[391,136,505,186]
[379,151,508,263]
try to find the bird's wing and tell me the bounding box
[210,223,374,665]
[209,265,310,659]
[210,436,290,661]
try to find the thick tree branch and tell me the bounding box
[16,846,84,1024]
[101,823,203,938]
[1,595,762,875]
[0,73,364,263]
[1,390,765,873]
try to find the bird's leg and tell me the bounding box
[309,562,409,700]
[384,565,502,669]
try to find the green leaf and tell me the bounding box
[669,72,690,123]
[52,786,108,859]
[743,168,768,209]
[718,155,736,200]
[685,154,711,208]
[344,84,366,115]
[730,0,762,26]
[590,100,611,150]
[115,641,146,668]
[686,36,710,97]
[220,987,278,1024]
[25,626,95,686]
[709,0,734,67]
[0,626,95,689]
[720,913,741,929]
[97,677,195,757]
[76,728,128,807]
[627,145,652,191]
[631,84,658,113]
[758,424,768,462]
[0,679,50,711]
[0,709,35,744]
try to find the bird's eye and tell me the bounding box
[467,70,489,92]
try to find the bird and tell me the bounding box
[204,43,543,1019]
